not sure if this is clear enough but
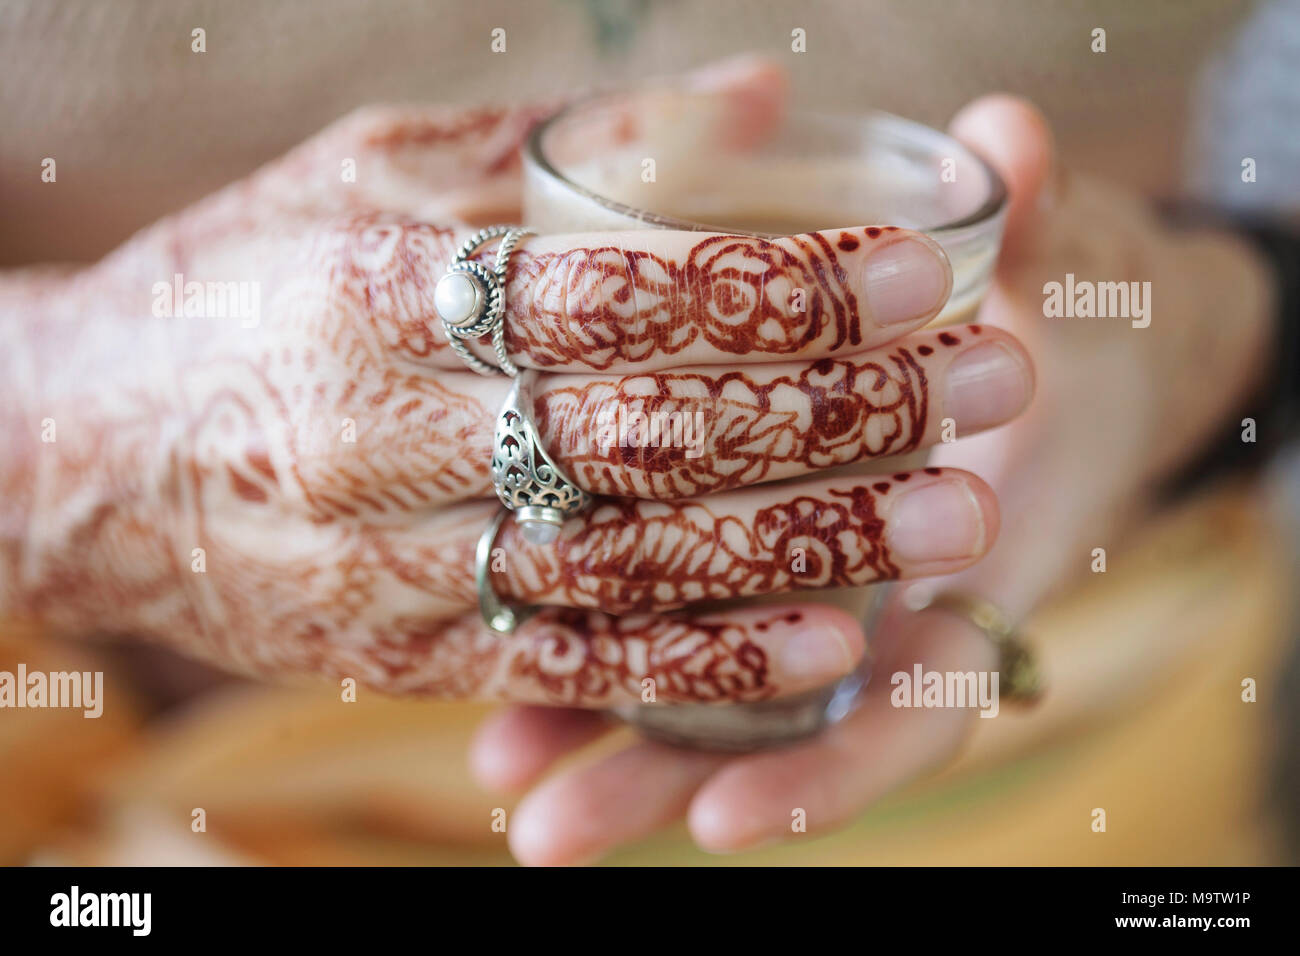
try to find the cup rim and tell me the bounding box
[524,95,1009,237]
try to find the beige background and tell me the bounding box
[0,0,1254,264]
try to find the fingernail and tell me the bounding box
[863,236,951,326]
[779,626,855,682]
[887,478,985,563]
[943,341,1032,432]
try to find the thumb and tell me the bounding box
[949,95,1058,267]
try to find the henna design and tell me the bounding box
[2,108,924,708]
[536,346,928,498]
[498,487,899,614]
[502,610,772,705]
[504,229,894,370]
[301,607,781,706]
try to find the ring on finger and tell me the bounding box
[434,224,533,376]
[491,369,592,545]
[476,506,533,635]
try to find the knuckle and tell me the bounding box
[312,219,455,357]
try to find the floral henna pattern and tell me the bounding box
[503,610,774,705]
[330,608,779,706]
[536,347,929,498]
[3,106,907,708]
[504,230,886,370]
[498,487,899,614]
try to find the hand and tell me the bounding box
[469,95,1275,865]
[0,61,1033,711]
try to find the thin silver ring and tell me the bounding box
[476,506,532,635]
[491,369,592,545]
[435,225,533,376]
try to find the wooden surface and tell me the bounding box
[2,478,1292,865]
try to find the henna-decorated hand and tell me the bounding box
[469,95,1276,865]
[1,63,1035,722]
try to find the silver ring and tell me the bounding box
[434,225,533,376]
[476,506,532,635]
[491,369,592,545]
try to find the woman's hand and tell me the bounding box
[0,61,1034,709]
[469,94,1276,865]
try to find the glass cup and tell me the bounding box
[522,86,1007,751]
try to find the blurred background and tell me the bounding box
[2,0,1298,865]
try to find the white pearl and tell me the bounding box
[434,272,480,326]
[519,519,560,546]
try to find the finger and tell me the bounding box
[686,608,994,852]
[534,323,1033,498]
[489,226,953,372]
[278,103,556,225]
[680,54,788,150]
[362,602,865,706]
[549,54,788,163]
[329,322,1028,512]
[949,95,1059,267]
[470,706,613,792]
[311,221,947,378]
[508,740,728,866]
[414,468,998,613]
[399,227,950,373]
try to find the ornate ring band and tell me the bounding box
[476,506,533,635]
[910,589,1045,703]
[434,225,533,376]
[491,369,592,545]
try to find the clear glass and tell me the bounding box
[523,89,1007,751]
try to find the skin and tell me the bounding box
[10,58,1263,865]
[0,62,1031,713]
[470,95,1277,864]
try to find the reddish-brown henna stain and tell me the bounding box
[865,227,882,239]
[917,344,934,356]
[893,472,910,481]
[537,345,931,498]
[754,612,803,633]
[939,332,961,347]
[872,481,891,493]
[504,228,893,369]
[924,467,942,476]
[501,488,900,615]
[4,110,933,710]
[968,325,982,334]
[504,610,774,704]
[837,234,860,252]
